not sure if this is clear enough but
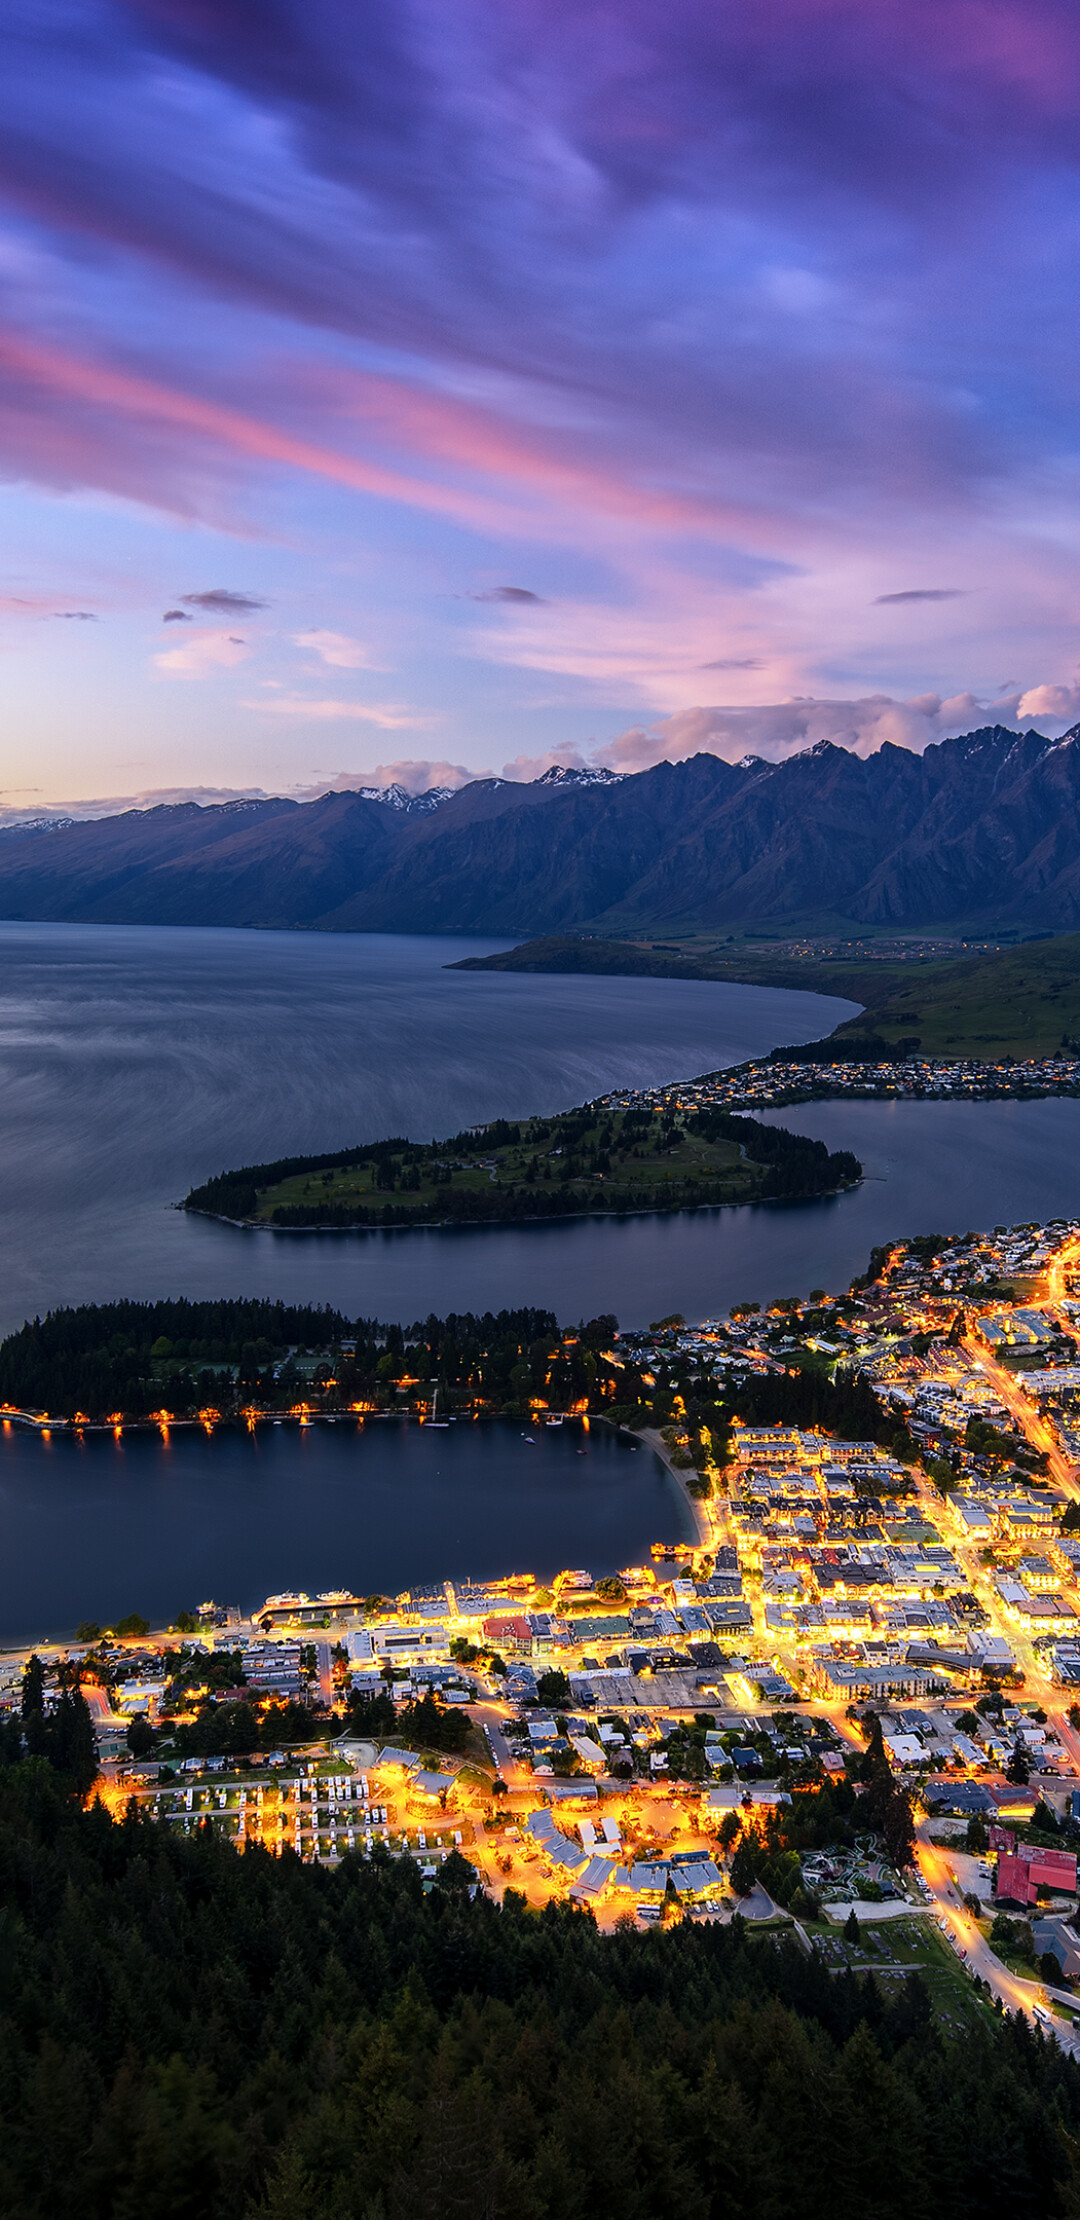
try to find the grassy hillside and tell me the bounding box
[828,937,1080,1057]
[454,934,1080,1059]
[185,1101,860,1230]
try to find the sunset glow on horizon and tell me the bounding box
[2,0,1080,811]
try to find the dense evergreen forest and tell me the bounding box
[0,1300,618,1422]
[0,1296,915,1458]
[0,1297,354,1422]
[0,1762,1075,2220]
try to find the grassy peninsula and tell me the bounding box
[453,931,1080,1060]
[183,1100,861,1231]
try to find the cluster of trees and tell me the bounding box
[339,1308,618,1413]
[609,1339,917,1466]
[0,1658,98,1794]
[0,1761,1076,2219]
[852,1714,917,1869]
[723,1361,919,1467]
[687,1105,862,1194]
[166,1696,325,1759]
[0,1298,352,1421]
[394,1692,472,1755]
[0,1299,627,1422]
[724,1776,866,1915]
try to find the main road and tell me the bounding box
[915,1822,1078,2050]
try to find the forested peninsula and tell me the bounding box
[0,1295,914,1462]
[182,1096,861,1231]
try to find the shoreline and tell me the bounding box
[633,1425,714,1551]
[183,1175,862,1239]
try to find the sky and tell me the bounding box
[3,0,1080,817]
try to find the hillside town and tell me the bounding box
[9,1216,1080,2038]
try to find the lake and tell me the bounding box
[0,921,854,1333]
[7,921,1080,1639]
[3,925,1080,1336]
[0,1415,693,1647]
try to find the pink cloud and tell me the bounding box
[154,627,251,677]
[591,685,1068,770]
[500,745,590,780]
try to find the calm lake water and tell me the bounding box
[0,921,854,1333]
[5,922,1080,1635]
[0,1416,693,1647]
[3,923,1080,1332]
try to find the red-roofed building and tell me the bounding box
[996,1847,1077,1907]
[483,1614,532,1654]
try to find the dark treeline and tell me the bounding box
[185,1122,528,1222]
[0,1763,1076,2220]
[0,1300,623,1422]
[0,1656,98,1793]
[0,1297,354,1421]
[764,1032,908,1064]
[0,1295,917,1450]
[264,1172,773,1228]
[687,1105,862,1194]
[728,1362,920,1465]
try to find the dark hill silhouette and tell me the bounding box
[2,723,1080,931]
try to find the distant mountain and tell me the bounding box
[2,724,1080,933]
[353,783,455,812]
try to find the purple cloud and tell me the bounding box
[0,0,1073,763]
[180,588,267,613]
[469,586,547,604]
[875,588,966,604]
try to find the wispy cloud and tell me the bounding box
[155,629,252,678]
[242,695,429,727]
[0,0,1077,790]
[293,629,379,668]
[874,588,967,605]
[181,589,267,614]
[468,586,547,604]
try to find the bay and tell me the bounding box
[0,921,854,1334]
[0,1416,693,1648]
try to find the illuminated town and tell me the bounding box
[11,1214,1080,2043]
[598,1050,1080,1114]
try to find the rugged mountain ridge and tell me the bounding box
[3,724,1080,932]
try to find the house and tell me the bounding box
[1032,1914,1080,1980]
[705,1784,792,1815]
[568,1733,608,1772]
[996,1846,1077,1906]
[412,1770,457,1804]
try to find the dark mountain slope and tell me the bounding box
[78,789,406,928]
[0,797,297,921]
[323,752,745,932]
[1,722,1079,931]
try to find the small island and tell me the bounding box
[181,1096,861,1230]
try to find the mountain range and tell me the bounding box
[3,726,1080,935]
